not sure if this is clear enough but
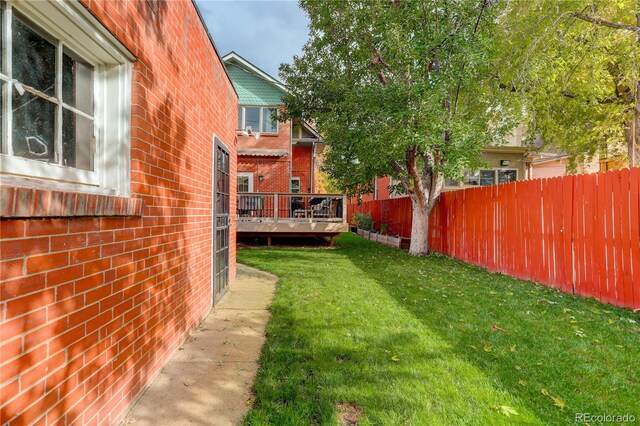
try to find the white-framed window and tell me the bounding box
[237,106,278,133]
[464,168,518,186]
[237,172,253,193]
[0,0,133,196]
[290,177,300,193]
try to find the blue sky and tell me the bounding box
[196,0,310,79]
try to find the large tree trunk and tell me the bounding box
[408,196,432,255]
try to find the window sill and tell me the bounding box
[0,186,145,219]
[236,131,278,137]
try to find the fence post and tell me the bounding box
[274,193,278,222]
[342,194,348,223]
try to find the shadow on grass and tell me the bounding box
[239,235,640,424]
[337,235,640,424]
[239,242,552,424]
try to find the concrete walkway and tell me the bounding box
[123,264,277,425]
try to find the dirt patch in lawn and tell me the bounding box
[337,402,363,426]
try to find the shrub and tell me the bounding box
[354,212,374,231]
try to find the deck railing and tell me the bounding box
[237,193,348,223]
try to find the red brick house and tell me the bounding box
[223,52,323,195]
[0,1,237,424]
[223,52,348,239]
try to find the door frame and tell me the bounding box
[212,136,231,305]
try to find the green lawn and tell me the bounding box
[239,234,640,425]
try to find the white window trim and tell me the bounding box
[0,0,134,196]
[237,172,254,193]
[290,176,300,193]
[237,105,279,134]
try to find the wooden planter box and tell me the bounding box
[356,228,407,249]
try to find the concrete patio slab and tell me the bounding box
[122,264,277,426]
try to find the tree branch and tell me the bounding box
[405,146,426,201]
[453,0,489,114]
[391,160,412,193]
[572,12,640,34]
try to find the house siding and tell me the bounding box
[533,160,568,179]
[292,146,313,193]
[0,1,237,425]
[238,156,290,193]
[237,117,291,151]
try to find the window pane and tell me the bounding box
[498,169,517,183]
[13,14,56,96]
[12,92,55,163]
[237,176,248,192]
[244,107,259,131]
[62,48,94,115]
[479,170,495,186]
[237,106,242,129]
[261,108,277,133]
[291,179,300,193]
[464,171,480,186]
[62,109,93,170]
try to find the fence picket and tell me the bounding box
[629,168,640,308]
[348,168,640,309]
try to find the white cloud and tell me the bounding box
[196,0,310,79]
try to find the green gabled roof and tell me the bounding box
[226,63,285,106]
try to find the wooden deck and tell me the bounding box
[236,193,349,236]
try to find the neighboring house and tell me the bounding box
[531,152,622,179]
[223,52,323,195]
[223,52,348,240]
[0,1,237,424]
[359,133,532,203]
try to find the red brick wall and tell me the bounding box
[237,117,291,151]
[0,1,237,425]
[238,156,290,193]
[292,146,312,193]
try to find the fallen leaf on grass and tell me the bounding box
[541,388,549,396]
[391,355,400,361]
[483,344,493,352]
[497,405,519,417]
[551,396,566,410]
[518,380,527,386]
[491,324,506,332]
[515,365,521,370]
[510,345,517,352]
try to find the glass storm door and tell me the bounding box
[213,138,230,303]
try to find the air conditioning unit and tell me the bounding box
[245,126,253,135]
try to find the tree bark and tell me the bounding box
[409,195,431,255]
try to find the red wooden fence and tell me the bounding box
[347,168,640,310]
[348,197,414,238]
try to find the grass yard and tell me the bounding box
[239,234,640,425]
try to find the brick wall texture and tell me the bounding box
[292,146,312,193]
[238,156,290,193]
[236,122,317,195]
[0,1,237,425]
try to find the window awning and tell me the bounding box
[238,148,288,157]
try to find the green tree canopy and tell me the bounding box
[499,0,639,167]
[280,0,521,254]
